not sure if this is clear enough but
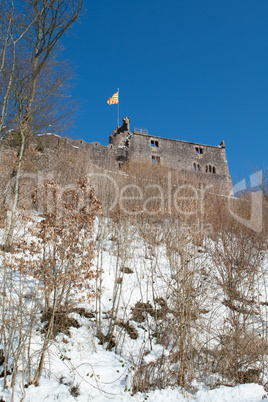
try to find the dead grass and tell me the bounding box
[41,308,81,337]
[116,319,138,339]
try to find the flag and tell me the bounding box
[107,91,119,105]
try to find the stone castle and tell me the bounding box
[41,117,233,195]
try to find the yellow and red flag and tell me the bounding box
[107,91,119,105]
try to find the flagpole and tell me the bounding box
[117,88,119,127]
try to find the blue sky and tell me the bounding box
[61,0,267,185]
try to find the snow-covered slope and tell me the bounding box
[0,215,267,401]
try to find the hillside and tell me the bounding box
[0,201,267,401]
[0,133,267,401]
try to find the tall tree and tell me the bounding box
[0,0,84,249]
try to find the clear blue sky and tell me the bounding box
[61,0,267,186]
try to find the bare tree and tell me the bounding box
[1,0,84,249]
[0,177,101,395]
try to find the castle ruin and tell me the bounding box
[40,117,233,195]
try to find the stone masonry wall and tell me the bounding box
[128,133,229,176]
[109,119,233,195]
[38,116,233,195]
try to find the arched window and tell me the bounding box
[206,164,216,174]
[193,163,196,171]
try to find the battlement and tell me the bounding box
[39,116,233,195]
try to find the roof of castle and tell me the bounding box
[131,130,225,150]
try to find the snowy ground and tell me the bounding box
[1,335,266,402]
[0,217,267,401]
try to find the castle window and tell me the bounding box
[80,141,83,145]
[194,163,201,172]
[195,146,203,154]
[151,140,159,147]
[206,164,216,174]
[152,156,160,165]
[95,143,97,147]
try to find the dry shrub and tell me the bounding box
[132,349,200,395]
[23,178,102,312]
[132,356,174,394]
[131,300,168,324]
[131,302,155,323]
[214,331,268,384]
[116,320,138,340]
[41,308,81,337]
[93,159,225,221]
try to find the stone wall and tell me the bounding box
[109,119,233,195]
[38,116,233,195]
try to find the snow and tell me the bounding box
[0,215,267,401]
[195,384,266,402]
[1,375,266,401]
[37,132,61,137]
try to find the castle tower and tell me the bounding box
[109,117,233,195]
